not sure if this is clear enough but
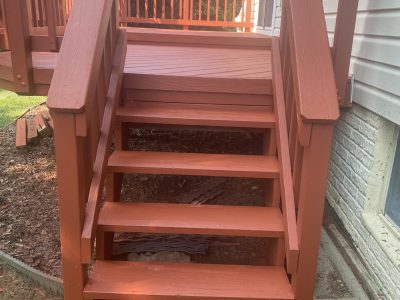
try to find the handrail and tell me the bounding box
[280,0,340,298]
[80,31,126,263]
[271,38,299,275]
[331,0,358,107]
[48,0,121,297]
[47,0,114,113]
[281,0,339,126]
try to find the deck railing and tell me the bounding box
[47,1,126,299]
[119,0,252,31]
[0,0,72,51]
[278,0,339,298]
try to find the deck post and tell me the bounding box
[331,0,358,106]
[0,0,9,49]
[291,124,334,299]
[52,112,88,300]
[4,0,33,94]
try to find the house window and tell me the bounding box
[257,0,275,31]
[385,133,400,228]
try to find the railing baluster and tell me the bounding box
[215,0,218,21]
[136,0,139,17]
[245,0,251,31]
[232,0,236,21]
[171,0,173,18]
[183,0,188,28]
[37,0,44,26]
[162,0,165,18]
[145,0,148,18]
[154,0,157,18]
[44,0,58,51]
[199,0,202,20]
[241,0,244,23]
[207,0,210,21]
[31,0,38,27]
[223,0,227,21]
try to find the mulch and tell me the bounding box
[0,109,271,278]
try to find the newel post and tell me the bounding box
[4,0,33,94]
[291,123,335,299]
[52,112,88,300]
[331,0,358,106]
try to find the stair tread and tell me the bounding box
[108,151,280,178]
[98,202,284,237]
[117,102,275,128]
[84,261,294,299]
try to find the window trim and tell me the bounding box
[255,0,277,35]
[361,124,400,271]
[383,128,400,229]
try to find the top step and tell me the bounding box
[84,260,294,300]
[126,27,272,49]
[117,102,275,128]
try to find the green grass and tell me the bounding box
[0,90,46,128]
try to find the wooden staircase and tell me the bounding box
[82,56,297,298]
[43,0,340,299]
[84,111,294,299]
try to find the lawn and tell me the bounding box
[0,90,46,128]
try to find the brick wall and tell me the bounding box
[327,103,400,299]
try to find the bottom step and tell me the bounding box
[84,261,294,299]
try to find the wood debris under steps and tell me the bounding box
[15,110,54,148]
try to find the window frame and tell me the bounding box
[255,0,277,35]
[384,129,400,228]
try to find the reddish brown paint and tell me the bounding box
[0,0,346,298]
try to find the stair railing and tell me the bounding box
[47,1,125,299]
[279,0,340,298]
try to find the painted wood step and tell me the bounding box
[98,202,284,237]
[84,261,294,300]
[117,102,276,128]
[108,151,280,178]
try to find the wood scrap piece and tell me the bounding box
[15,118,27,148]
[34,114,50,136]
[26,118,38,144]
[39,110,54,130]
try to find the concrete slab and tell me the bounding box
[314,229,369,299]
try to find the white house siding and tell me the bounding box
[324,0,400,125]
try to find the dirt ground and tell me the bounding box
[0,260,60,300]
[0,111,357,299]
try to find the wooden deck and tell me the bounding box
[0,28,272,98]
